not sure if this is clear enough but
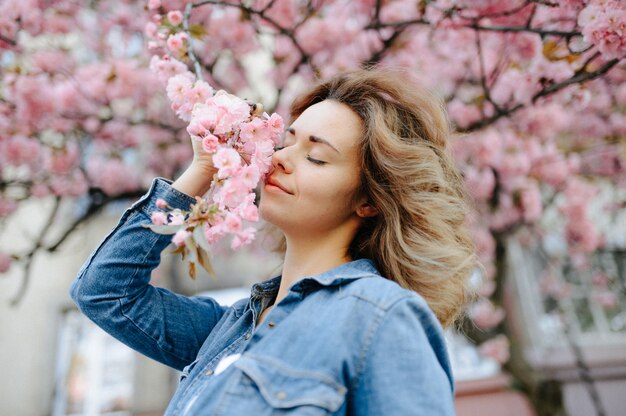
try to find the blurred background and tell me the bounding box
[0,1,625,415]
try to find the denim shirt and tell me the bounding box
[69,178,455,415]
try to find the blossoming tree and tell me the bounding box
[1,0,624,411]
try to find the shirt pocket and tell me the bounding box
[227,354,347,415]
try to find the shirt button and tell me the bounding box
[205,369,214,375]
[276,391,287,400]
[268,321,276,328]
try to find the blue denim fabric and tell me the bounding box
[70,178,455,415]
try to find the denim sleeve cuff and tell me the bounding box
[130,177,198,215]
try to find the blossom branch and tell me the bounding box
[184,2,204,80]
[462,58,621,132]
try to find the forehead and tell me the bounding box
[291,100,363,152]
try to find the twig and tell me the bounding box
[467,24,580,38]
[10,197,61,306]
[184,2,204,80]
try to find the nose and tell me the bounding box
[271,146,293,173]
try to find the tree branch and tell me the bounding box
[461,58,621,132]
[10,197,61,306]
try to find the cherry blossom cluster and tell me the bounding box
[148,55,283,268]
[578,0,626,60]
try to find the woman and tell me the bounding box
[70,69,476,415]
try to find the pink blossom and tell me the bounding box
[151,211,168,225]
[149,55,189,84]
[579,2,626,60]
[49,171,88,197]
[201,134,219,153]
[213,148,242,179]
[231,227,256,249]
[469,298,505,330]
[267,113,285,144]
[86,158,140,196]
[464,166,495,200]
[167,32,188,53]
[251,139,274,174]
[172,229,191,247]
[208,91,250,135]
[447,99,482,129]
[46,144,80,174]
[213,178,249,209]
[239,164,260,189]
[239,203,259,222]
[190,102,222,132]
[156,198,168,209]
[479,335,510,365]
[147,0,161,11]
[2,135,40,167]
[224,213,242,233]
[239,118,272,144]
[187,81,214,107]
[166,73,194,108]
[204,218,226,244]
[187,120,207,139]
[167,10,183,26]
[0,252,11,273]
[145,21,158,38]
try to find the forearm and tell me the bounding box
[171,161,216,197]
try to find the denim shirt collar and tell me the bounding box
[251,258,381,298]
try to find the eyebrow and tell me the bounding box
[287,127,340,154]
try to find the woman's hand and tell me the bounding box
[172,137,218,197]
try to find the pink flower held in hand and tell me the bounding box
[202,134,219,153]
[172,229,191,247]
[214,147,242,179]
[151,211,168,225]
[167,11,183,26]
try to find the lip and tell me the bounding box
[265,176,292,194]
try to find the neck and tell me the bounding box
[273,228,354,306]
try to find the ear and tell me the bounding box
[356,202,379,218]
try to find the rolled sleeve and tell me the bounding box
[69,177,228,371]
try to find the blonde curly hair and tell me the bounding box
[264,68,477,328]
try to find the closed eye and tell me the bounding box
[274,145,326,165]
[307,156,326,165]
